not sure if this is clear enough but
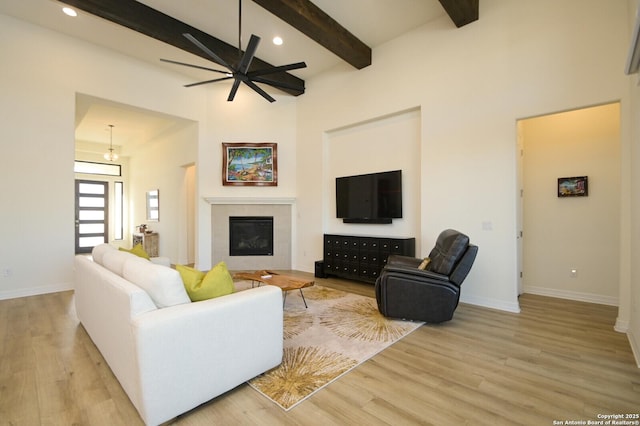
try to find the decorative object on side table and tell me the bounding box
[222,142,277,186]
[133,232,159,258]
[557,176,588,197]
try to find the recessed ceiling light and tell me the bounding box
[62,7,77,17]
[273,36,283,46]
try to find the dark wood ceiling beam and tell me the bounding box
[251,0,372,70]
[439,0,479,28]
[59,0,304,96]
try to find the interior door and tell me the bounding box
[75,180,108,254]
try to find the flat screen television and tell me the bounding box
[336,170,402,224]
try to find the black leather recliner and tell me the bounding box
[375,229,478,323]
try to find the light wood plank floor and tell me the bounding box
[1,272,638,425]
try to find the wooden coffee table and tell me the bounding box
[233,270,314,308]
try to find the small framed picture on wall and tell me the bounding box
[557,176,588,197]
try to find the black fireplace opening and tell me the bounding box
[229,216,274,256]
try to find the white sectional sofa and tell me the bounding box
[74,244,283,425]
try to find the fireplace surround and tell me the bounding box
[208,198,293,270]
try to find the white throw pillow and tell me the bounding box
[92,243,116,266]
[123,257,190,308]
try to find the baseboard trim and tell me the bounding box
[615,318,630,333]
[0,283,73,301]
[524,286,618,306]
[460,294,521,314]
[627,330,640,368]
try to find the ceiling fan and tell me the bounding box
[160,0,306,103]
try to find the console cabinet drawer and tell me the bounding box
[322,234,415,284]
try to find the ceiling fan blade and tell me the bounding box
[227,79,242,102]
[244,80,276,103]
[251,76,305,92]
[248,62,307,78]
[160,58,229,75]
[183,33,234,72]
[184,76,233,88]
[238,34,261,74]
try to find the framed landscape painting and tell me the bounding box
[222,142,277,186]
[557,176,588,197]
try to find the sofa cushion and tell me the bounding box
[123,257,190,308]
[92,243,116,266]
[426,229,470,276]
[103,249,137,277]
[176,262,234,302]
[119,243,151,260]
[150,257,171,267]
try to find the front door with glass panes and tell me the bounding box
[75,180,108,254]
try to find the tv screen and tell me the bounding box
[336,170,402,223]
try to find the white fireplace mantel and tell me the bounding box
[204,197,296,205]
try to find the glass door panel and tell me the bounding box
[75,180,108,254]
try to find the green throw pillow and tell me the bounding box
[119,243,150,260]
[177,262,234,302]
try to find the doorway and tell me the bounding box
[75,179,108,254]
[517,103,621,305]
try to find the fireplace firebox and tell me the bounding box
[229,216,274,256]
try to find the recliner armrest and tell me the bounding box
[386,255,422,269]
[381,265,451,283]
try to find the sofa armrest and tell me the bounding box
[130,285,283,425]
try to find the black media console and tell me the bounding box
[322,234,416,284]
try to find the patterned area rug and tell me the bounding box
[242,284,423,411]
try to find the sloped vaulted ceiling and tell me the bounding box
[59,0,479,97]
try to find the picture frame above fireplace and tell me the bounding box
[222,142,277,186]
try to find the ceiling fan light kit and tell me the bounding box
[161,0,306,102]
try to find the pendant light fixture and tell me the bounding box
[104,124,119,162]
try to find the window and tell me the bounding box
[114,181,123,240]
[74,160,121,176]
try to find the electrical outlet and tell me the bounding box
[570,269,577,278]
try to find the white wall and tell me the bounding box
[0,13,299,298]
[0,14,207,299]
[630,76,640,365]
[196,88,299,270]
[129,121,198,263]
[521,103,621,305]
[295,0,632,315]
[325,108,421,250]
